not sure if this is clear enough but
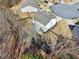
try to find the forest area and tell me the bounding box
[0,0,79,59]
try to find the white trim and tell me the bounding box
[20,5,38,12]
[33,15,64,33]
[55,15,62,22]
[60,0,65,3]
[33,18,57,33]
[45,18,56,31]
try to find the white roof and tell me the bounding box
[20,5,38,12]
[33,11,57,33]
[21,0,39,8]
[33,18,57,33]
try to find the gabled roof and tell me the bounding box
[20,0,42,12]
[21,0,39,8]
[34,11,56,25]
[33,11,57,32]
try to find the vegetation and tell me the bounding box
[20,53,42,59]
[75,21,79,25]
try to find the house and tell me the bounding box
[33,11,62,34]
[20,0,40,12]
[20,6,38,12]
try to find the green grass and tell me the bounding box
[20,53,42,59]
